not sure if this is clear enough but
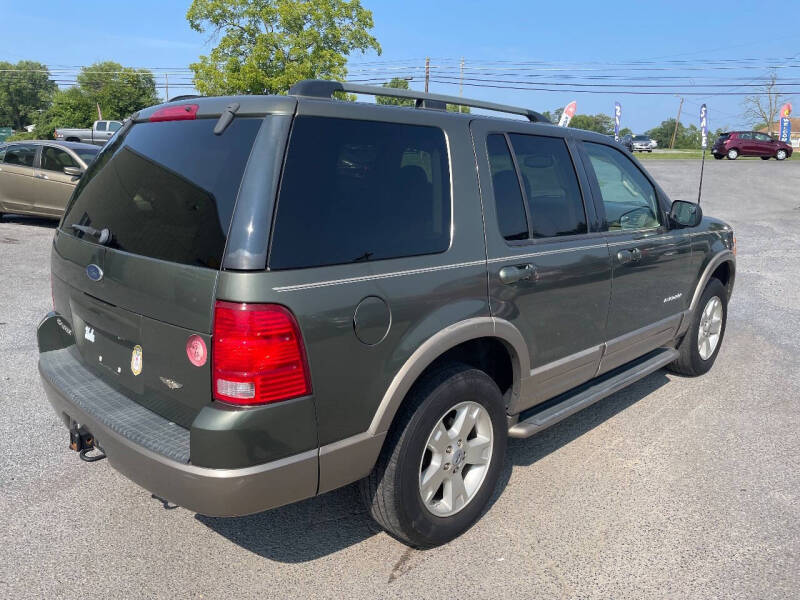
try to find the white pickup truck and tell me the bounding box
[54,120,122,146]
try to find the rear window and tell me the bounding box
[3,144,36,167]
[62,118,262,268]
[269,116,450,270]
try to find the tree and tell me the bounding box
[446,104,470,114]
[743,71,786,136]
[377,78,414,106]
[619,127,632,137]
[187,0,381,96]
[0,60,57,130]
[76,61,159,120]
[569,113,614,135]
[32,87,97,140]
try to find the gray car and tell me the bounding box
[36,81,735,548]
[0,141,99,219]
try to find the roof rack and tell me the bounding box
[288,79,551,123]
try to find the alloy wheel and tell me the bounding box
[697,296,723,360]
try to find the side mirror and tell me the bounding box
[669,200,702,228]
[63,166,83,177]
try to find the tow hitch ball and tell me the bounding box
[69,425,106,462]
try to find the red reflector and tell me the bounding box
[149,104,199,122]
[212,302,311,406]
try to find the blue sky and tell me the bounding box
[2,0,797,132]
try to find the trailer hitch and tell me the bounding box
[69,425,106,462]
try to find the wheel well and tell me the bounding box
[413,337,515,403]
[66,137,80,142]
[710,260,734,298]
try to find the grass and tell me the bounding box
[636,150,707,160]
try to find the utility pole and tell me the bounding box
[670,96,684,149]
[459,57,464,112]
[165,73,169,102]
[424,57,430,93]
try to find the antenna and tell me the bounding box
[697,103,708,205]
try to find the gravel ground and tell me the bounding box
[0,158,798,599]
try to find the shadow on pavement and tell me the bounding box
[0,214,58,229]
[198,369,671,563]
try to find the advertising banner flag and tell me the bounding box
[558,101,577,127]
[614,102,621,140]
[780,117,791,143]
[780,102,792,118]
[700,104,708,149]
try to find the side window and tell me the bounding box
[754,133,771,142]
[508,134,587,238]
[738,132,752,140]
[108,122,122,132]
[95,122,107,132]
[584,142,660,231]
[270,116,451,270]
[41,147,78,172]
[487,134,528,241]
[3,144,37,168]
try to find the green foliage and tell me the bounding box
[619,127,632,137]
[446,104,470,113]
[33,87,97,140]
[5,131,40,142]
[0,61,57,130]
[569,113,615,135]
[646,119,704,149]
[186,0,381,95]
[377,78,414,106]
[76,61,159,120]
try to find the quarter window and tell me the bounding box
[487,134,528,241]
[41,147,78,172]
[2,144,36,167]
[584,142,660,231]
[270,116,451,270]
[508,134,587,238]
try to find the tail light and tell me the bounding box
[149,104,199,122]
[212,302,311,406]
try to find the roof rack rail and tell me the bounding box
[288,79,551,124]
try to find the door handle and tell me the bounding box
[617,248,642,264]
[499,264,535,285]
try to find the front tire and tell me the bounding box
[727,148,739,160]
[668,278,728,376]
[360,363,507,548]
[776,149,787,161]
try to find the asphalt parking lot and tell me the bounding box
[1,158,798,599]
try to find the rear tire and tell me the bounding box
[667,278,727,377]
[360,363,507,548]
[776,149,787,161]
[713,154,724,160]
[727,148,739,160]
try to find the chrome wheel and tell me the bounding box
[727,149,738,160]
[419,401,493,517]
[697,296,723,360]
[777,149,787,161]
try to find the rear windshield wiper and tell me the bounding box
[70,224,112,245]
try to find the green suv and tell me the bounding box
[37,81,736,547]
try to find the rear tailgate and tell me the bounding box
[53,115,263,427]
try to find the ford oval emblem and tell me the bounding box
[86,264,103,282]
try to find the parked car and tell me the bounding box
[0,141,99,219]
[618,134,634,152]
[712,131,793,160]
[54,120,123,146]
[37,81,735,548]
[631,135,655,152]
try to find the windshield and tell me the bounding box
[633,135,650,141]
[61,117,262,268]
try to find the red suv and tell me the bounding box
[713,131,793,161]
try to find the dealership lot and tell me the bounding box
[1,159,798,598]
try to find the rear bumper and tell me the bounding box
[38,346,318,517]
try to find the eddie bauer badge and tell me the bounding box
[131,345,143,376]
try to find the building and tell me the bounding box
[759,117,800,147]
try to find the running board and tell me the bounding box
[508,348,679,439]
